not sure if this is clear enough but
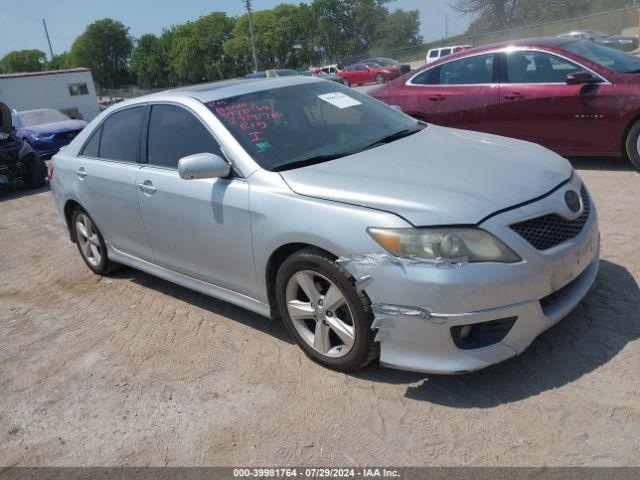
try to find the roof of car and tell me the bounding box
[140,76,323,103]
[468,36,574,53]
[15,108,59,115]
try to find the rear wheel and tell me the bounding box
[375,73,385,85]
[624,119,640,171]
[72,207,118,275]
[275,248,378,372]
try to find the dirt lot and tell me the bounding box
[1,158,639,467]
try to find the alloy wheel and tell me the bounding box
[285,270,355,358]
[75,213,102,267]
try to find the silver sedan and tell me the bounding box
[49,77,599,374]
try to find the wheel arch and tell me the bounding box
[63,199,83,243]
[265,242,338,318]
[620,111,640,156]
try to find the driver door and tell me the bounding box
[498,49,615,154]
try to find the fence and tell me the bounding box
[352,5,640,68]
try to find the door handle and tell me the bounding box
[75,167,87,179]
[504,92,525,100]
[428,94,445,102]
[138,181,157,194]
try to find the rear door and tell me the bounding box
[135,103,256,297]
[405,52,501,133]
[498,49,615,154]
[74,105,154,261]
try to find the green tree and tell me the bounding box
[371,9,423,53]
[0,49,47,73]
[131,34,170,88]
[224,4,315,71]
[46,52,71,71]
[69,18,133,88]
[167,12,235,84]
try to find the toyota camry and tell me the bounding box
[49,77,599,374]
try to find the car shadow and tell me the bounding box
[110,267,294,345]
[353,260,639,406]
[0,183,50,202]
[567,156,637,172]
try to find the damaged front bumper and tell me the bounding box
[339,179,600,374]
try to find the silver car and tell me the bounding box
[49,77,600,374]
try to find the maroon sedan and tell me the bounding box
[338,62,402,87]
[371,37,640,169]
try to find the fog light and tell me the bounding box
[458,324,472,340]
[450,317,517,350]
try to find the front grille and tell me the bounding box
[510,185,590,251]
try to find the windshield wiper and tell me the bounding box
[359,126,424,151]
[272,153,348,172]
[271,126,424,172]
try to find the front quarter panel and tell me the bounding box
[247,169,411,304]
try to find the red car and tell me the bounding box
[371,37,640,169]
[338,62,402,87]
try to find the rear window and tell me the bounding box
[99,107,145,162]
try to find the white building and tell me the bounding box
[0,68,100,121]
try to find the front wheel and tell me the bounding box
[624,119,640,171]
[342,78,351,87]
[375,74,385,85]
[275,248,378,372]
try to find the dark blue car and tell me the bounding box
[12,108,87,157]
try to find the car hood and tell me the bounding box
[23,119,87,134]
[279,125,573,226]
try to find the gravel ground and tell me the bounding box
[0,159,639,467]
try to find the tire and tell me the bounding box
[275,247,378,372]
[375,74,385,85]
[71,207,119,275]
[21,156,47,189]
[624,119,640,170]
[342,78,351,87]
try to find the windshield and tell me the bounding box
[563,40,640,73]
[18,109,69,127]
[206,81,419,171]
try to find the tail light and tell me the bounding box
[48,157,54,180]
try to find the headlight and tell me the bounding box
[30,133,52,140]
[367,227,521,263]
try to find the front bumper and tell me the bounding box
[342,176,600,374]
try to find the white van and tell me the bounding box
[426,45,472,64]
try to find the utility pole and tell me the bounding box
[243,0,259,72]
[445,13,449,39]
[42,18,54,61]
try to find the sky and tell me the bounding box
[0,0,473,59]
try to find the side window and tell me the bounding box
[99,107,145,162]
[80,126,101,157]
[147,104,222,169]
[506,51,582,84]
[429,50,439,58]
[412,54,495,85]
[440,48,452,57]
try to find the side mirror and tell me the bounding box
[178,153,231,180]
[566,71,600,85]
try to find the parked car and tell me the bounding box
[426,45,472,64]
[310,64,340,76]
[12,108,87,157]
[373,37,640,170]
[558,30,638,52]
[244,69,299,79]
[361,57,411,75]
[50,77,599,374]
[338,62,402,86]
[1,102,47,191]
